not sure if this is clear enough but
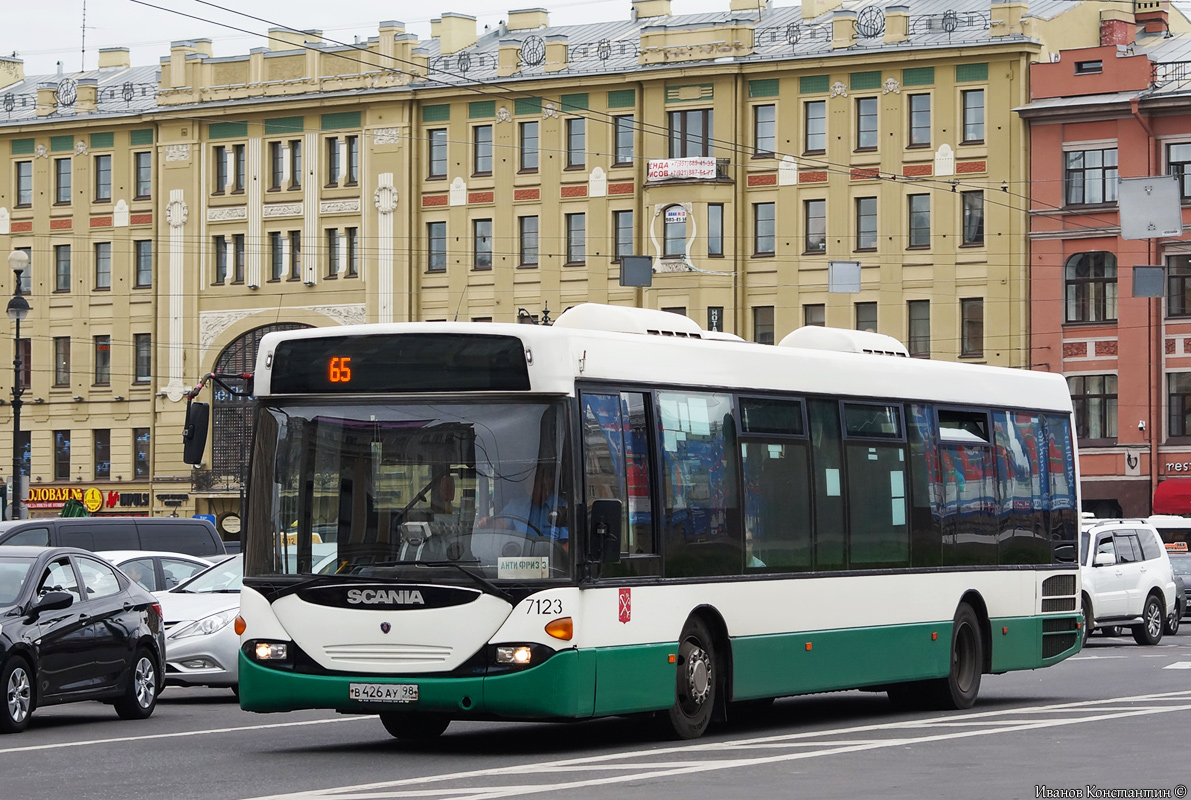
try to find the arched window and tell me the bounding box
[1064,252,1117,323]
[663,205,687,258]
[211,323,312,482]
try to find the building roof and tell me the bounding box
[0,64,159,127]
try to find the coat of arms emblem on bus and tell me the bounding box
[619,588,631,624]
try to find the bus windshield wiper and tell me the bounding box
[372,560,512,602]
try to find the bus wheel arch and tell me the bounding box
[926,600,984,710]
[957,590,992,675]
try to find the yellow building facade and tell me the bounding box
[0,0,1161,532]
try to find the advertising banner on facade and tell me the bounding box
[647,158,717,181]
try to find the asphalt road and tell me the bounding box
[4,632,1191,800]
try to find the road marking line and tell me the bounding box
[1163,661,1191,669]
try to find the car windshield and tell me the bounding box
[173,556,242,594]
[1170,554,1191,578]
[0,558,33,605]
[244,400,574,583]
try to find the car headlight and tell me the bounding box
[169,609,238,640]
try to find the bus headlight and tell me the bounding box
[495,645,533,665]
[254,642,289,661]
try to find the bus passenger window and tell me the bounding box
[740,397,811,572]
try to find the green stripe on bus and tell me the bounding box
[591,642,676,716]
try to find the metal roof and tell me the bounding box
[0,64,159,127]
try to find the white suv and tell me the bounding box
[1080,519,1178,646]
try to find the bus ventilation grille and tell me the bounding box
[1041,597,1076,612]
[1041,575,1076,597]
[1042,633,1077,658]
[1042,617,1078,633]
[645,329,702,338]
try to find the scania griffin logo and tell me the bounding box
[380,622,391,634]
[346,589,426,606]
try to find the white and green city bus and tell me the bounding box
[196,304,1082,740]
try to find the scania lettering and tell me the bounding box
[198,304,1083,741]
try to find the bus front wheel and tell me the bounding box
[665,616,717,739]
[926,603,983,710]
[380,712,450,740]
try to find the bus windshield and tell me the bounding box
[244,399,574,583]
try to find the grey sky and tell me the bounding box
[9,0,729,77]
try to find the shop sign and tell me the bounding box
[646,157,717,181]
[1164,462,1191,474]
[26,487,152,511]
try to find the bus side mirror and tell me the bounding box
[589,499,622,564]
[182,401,210,466]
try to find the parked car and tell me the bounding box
[0,546,166,733]
[1080,519,1179,646]
[96,551,212,593]
[154,555,242,693]
[0,518,225,558]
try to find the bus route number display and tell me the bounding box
[328,356,352,383]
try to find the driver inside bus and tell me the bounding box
[492,468,568,542]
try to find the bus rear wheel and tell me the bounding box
[925,603,983,710]
[665,617,716,739]
[379,712,450,740]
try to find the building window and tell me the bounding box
[473,125,493,175]
[233,144,245,192]
[908,299,930,357]
[288,231,301,280]
[134,151,152,199]
[1169,255,1191,317]
[1068,374,1117,441]
[753,306,775,345]
[519,216,538,266]
[754,202,775,256]
[16,338,30,390]
[1169,142,1191,200]
[708,204,724,257]
[134,428,150,479]
[856,301,877,332]
[1065,148,1118,206]
[856,97,878,150]
[55,157,71,204]
[805,199,826,253]
[473,218,493,270]
[94,430,110,480]
[54,337,70,386]
[269,141,283,190]
[55,244,71,292]
[909,94,931,147]
[134,240,152,288]
[289,140,302,188]
[961,298,984,357]
[326,229,340,277]
[269,231,283,281]
[961,191,984,245]
[94,335,111,386]
[520,121,538,171]
[663,206,687,258]
[134,334,151,384]
[94,154,111,201]
[233,234,245,283]
[613,210,633,262]
[213,236,228,284]
[908,194,930,248]
[427,221,447,272]
[805,100,826,152]
[961,89,984,143]
[1064,252,1117,323]
[345,227,358,277]
[566,118,586,168]
[614,115,635,165]
[1171,373,1191,438]
[326,137,340,185]
[428,129,447,179]
[668,108,714,158]
[856,197,877,251]
[566,213,586,264]
[94,242,111,290]
[804,304,825,327]
[214,145,227,193]
[346,135,359,184]
[54,431,70,481]
[754,104,775,156]
[15,161,32,206]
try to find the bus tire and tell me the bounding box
[1132,595,1164,646]
[379,712,450,740]
[665,616,717,739]
[925,604,983,710]
[1081,598,1093,647]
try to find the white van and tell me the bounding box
[1081,519,1178,645]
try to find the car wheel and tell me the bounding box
[379,712,450,740]
[0,656,33,734]
[1081,598,1093,647]
[924,604,983,710]
[1165,604,1182,637]
[664,616,717,739]
[114,648,159,720]
[1132,596,1164,646]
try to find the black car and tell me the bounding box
[0,546,166,733]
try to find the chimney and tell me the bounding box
[1136,0,1170,35]
[98,47,130,70]
[507,8,548,31]
[248,47,266,83]
[832,9,855,49]
[438,13,478,55]
[498,39,521,77]
[0,57,24,90]
[168,40,210,88]
[36,82,56,117]
[268,28,322,52]
[632,0,672,20]
[802,0,843,20]
[411,46,431,82]
[884,5,909,43]
[378,20,405,60]
[730,0,764,12]
[990,0,1029,38]
[544,34,568,72]
[76,77,98,112]
[1100,8,1136,45]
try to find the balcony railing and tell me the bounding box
[191,468,243,494]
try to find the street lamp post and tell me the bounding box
[7,250,30,521]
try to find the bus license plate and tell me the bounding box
[349,683,418,703]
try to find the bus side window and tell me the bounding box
[808,399,846,570]
[739,397,812,572]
